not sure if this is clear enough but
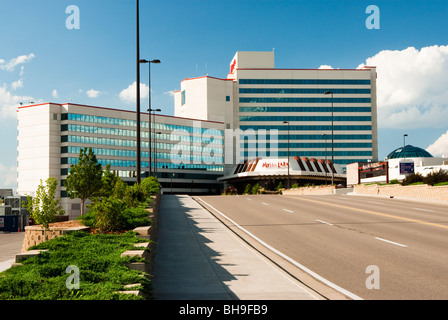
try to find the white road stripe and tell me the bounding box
[374,237,408,248]
[283,209,294,213]
[196,197,364,300]
[368,201,383,205]
[315,219,334,226]
[413,208,434,212]
[247,198,252,201]
[261,202,269,206]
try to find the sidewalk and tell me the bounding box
[0,232,25,273]
[152,195,318,300]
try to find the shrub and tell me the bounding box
[251,183,260,194]
[90,196,127,233]
[119,207,152,230]
[275,181,283,191]
[401,172,424,186]
[243,183,252,194]
[424,169,448,186]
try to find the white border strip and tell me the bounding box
[197,197,364,300]
[374,237,408,248]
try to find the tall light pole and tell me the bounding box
[322,133,328,185]
[403,134,408,159]
[283,121,290,189]
[324,91,334,186]
[140,59,161,177]
[136,0,141,184]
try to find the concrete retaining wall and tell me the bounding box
[282,186,335,196]
[353,184,448,202]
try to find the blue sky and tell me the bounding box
[1,0,448,188]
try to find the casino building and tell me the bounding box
[174,50,378,187]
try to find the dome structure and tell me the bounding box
[386,145,433,159]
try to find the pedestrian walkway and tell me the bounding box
[152,195,318,300]
[0,232,25,273]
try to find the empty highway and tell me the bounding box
[194,194,448,300]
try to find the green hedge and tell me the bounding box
[0,231,151,300]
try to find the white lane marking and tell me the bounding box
[196,197,364,300]
[374,237,408,248]
[368,201,383,205]
[261,202,269,206]
[283,209,294,213]
[247,198,252,200]
[315,219,334,226]
[413,208,434,213]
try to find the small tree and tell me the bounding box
[251,183,260,194]
[244,183,252,194]
[26,177,65,237]
[64,148,103,215]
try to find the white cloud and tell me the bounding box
[11,79,23,90]
[119,81,149,103]
[52,89,59,98]
[164,90,176,97]
[357,45,448,129]
[427,130,448,158]
[0,163,16,188]
[0,84,37,119]
[0,53,35,72]
[318,65,334,69]
[86,89,101,98]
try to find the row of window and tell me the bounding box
[239,106,371,113]
[61,136,223,157]
[240,125,372,131]
[61,157,224,171]
[239,134,372,140]
[62,113,223,135]
[239,79,371,85]
[242,150,373,157]
[241,142,372,148]
[62,146,224,159]
[239,116,371,122]
[61,124,223,145]
[240,97,371,103]
[239,88,371,94]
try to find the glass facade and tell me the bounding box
[59,111,225,196]
[238,77,373,165]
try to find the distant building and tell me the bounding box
[175,51,378,171]
[346,145,448,185]
[219,156,345,193]
[17,103,225,218]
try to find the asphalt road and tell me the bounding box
[195,194,448,300]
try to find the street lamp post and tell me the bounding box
[136,0,141,184]
[140,59,161,177]
[283,121,290,189]
[403,134,408,159]
[322,133,328,185]
[324,91,334,186]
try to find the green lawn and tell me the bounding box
[0,231,151,300]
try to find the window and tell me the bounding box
[226,96,230,101]
[181,90,186,105]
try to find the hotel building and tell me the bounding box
[175,51,378,179]
[17,103,224,218]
